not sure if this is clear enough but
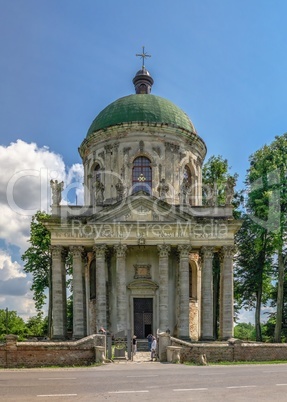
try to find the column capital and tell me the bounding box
[201,246,214,260]
[50,245,67,259]
[93,244,107,258]
[178,244,191,258]
[221,245,236,259]
[158,244,171,257]
[69,246,85,258]
[114,244,127,257]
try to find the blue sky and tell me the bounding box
[1,0,286,322]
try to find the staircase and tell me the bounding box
[136,339,150,351]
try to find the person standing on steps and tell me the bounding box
[147,333,153,351]
[132,335,137,355]
[150,336,157,361]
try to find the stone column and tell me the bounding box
[70,246,86,339]
[114,244,127,332]
[51,245,67,339]
[178,245,191,338]
[201,246,214,340]
[93,244,107,331]
[220,246,235,340]
[158,244,171,332]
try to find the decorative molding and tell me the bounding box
[93,244,107,258]
[201,246,214,260]
[50,245,66,260]
[158,244,171,258]
[152,146,161,157]
[133,264,151,279]
[114,244,127,258]
[139,140,144,153]
[178,244,191,258]
[222,245,236,259]
[69,246,84,258]
[165,142,180,153]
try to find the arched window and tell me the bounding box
[132,156,152,194]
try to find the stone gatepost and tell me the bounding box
[5,335,18,368]
[158,332,171,362]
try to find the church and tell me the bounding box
[46,50,240,342]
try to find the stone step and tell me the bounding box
[136,339,150,351]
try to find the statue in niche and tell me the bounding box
[115,179,125,201]
[180,177,190,205]
[50,180,64,206]
[157,178,169,201]
[225,176,236,206]
[93,178,104,205]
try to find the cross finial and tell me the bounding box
[136,46,151,69]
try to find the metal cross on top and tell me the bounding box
[136,46,151,69]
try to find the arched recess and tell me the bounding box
[189,257,200,340]
[132,156,152,195]
[89,259,96,299]
[181,163,197,206]
[90,162,103,205]
[189,260,198,300]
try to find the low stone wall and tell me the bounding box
[158,333,287,364]
[0,334,106,368]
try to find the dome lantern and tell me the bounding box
[133,46,154,94]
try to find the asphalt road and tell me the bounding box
[1,362,287,401]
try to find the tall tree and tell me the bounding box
[234,215,273,341]
[246,134,287,342]
[22,211,52,334]
[202,155,238,337]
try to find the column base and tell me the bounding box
[200,336,215,341]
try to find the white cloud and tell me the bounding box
[0,139,83,320]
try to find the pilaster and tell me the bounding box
[158,244,171,332]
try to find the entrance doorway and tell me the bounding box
[133,298,153,339]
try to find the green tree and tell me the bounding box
[0,309,28,341]
[22,211,73,337]
[202,155,238,338]
[234,215,274,341]
[247,134,287,342]
[234,322,256,341]
[202,155,238,206]
[22,211,52,334]
[26,313,48,337]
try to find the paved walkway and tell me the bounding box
[132,351,155,363]
[113,351,157,364]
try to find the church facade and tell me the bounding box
[46,63,240,341]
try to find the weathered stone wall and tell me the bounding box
[169,337,287,363]
[0,334,105,368]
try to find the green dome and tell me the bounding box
[86,94,196,137]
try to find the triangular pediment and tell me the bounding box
[88,194,193,223]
